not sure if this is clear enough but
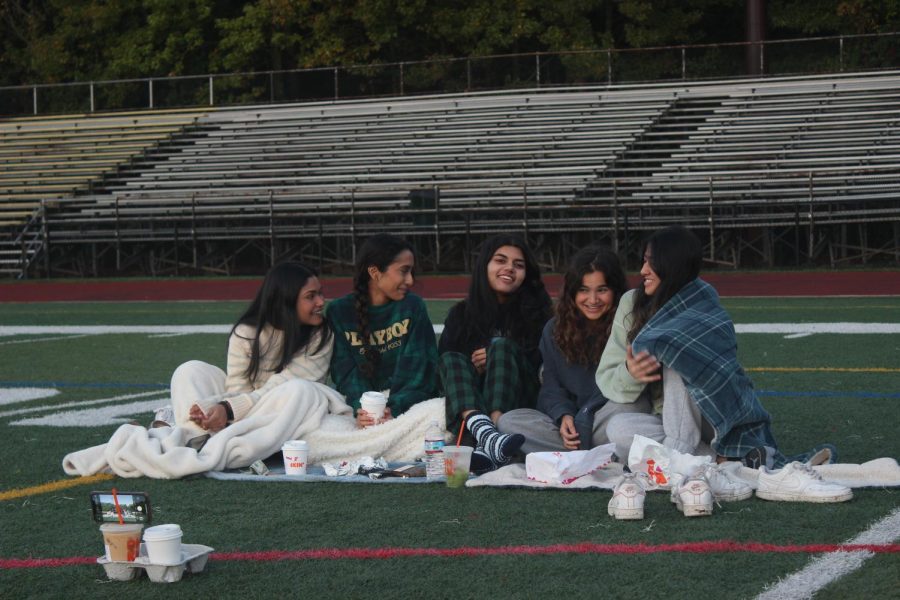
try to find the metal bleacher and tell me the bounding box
[35,88,672,273]
[0,108,208,275]
[4,70,900,277]
[585,75,900,266]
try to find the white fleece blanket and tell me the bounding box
[62,380,447,479]
[467,458,900,490]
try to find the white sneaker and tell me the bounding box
[701,462,753,502]
[756,461,853,503]
[608,473,646,520]
[671,473,714,517]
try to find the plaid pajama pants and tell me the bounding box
[440,337,541,434]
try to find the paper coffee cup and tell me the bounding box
[100,523,143,562]
[359,391,387,425]
[143,523,183,565]
[282,439,309,475]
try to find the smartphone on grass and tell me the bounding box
[90,491,152,524]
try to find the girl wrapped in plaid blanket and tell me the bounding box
[597,226,832,469]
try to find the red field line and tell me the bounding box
[2,271,900,302]
[3,541,899,569]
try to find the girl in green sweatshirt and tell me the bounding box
[327,234,439,428]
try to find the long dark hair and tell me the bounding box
[353,234,415,379]
[554,246,627,366]
[455,233,551,350]
[628,226,702,342]
[232,261,331,384]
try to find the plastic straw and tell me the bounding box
[111,488,125,525]
[455,422,465,447]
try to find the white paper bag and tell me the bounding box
[525,443,615,485]
[627,435,712,487]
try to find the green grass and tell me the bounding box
[1,297,899,599]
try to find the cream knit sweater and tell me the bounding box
[224,324,334,421]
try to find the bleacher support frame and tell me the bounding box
[4,71,900,278]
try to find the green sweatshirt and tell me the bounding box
[327,292,439,415]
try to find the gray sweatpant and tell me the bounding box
[497,395,653,454]
[605,367,715,460]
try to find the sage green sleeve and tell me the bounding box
[595,290,648,404]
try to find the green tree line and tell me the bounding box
[2,0,898,86]
[1,0,898,114]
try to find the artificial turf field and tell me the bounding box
[0,294,898,599]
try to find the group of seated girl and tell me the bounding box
[171,227,792,472]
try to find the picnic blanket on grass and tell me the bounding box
[206,463,440,484]
[62,381,446,479]
[467,458,900,490]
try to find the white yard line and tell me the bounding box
[147,333,193,338]
[11,397,169,427]
[0,334,92,346]
[0,387,59,406]
[0,325,229,336]
[738,323,900,334]
[0,323,898,337]
[0,389,167,419]
[756,506,900,600]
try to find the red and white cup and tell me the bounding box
[282,440,309,475]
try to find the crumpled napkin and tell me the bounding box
[627,434,713,488]
[322,456,389,477]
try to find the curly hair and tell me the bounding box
[554,246,627,366]
[628,226,703,342]
[352,234,415,380]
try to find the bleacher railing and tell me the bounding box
[2,31,899,117]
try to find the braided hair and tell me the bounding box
[353,234,415,379]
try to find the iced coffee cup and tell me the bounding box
[100,523,144,562]
[443,445,473,488]
[359,391,387,426]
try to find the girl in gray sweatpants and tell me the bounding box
[499,246,650,454]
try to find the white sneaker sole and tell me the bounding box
[678,502,713,517]
[756,489,853,503]
[714,488,753,502]
[608,506,644,520]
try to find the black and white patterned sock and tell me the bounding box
[465,412,524,467]
[470,448,495,474]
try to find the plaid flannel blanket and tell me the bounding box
[632,278,787,465]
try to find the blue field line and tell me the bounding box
[758,389,900,399]
[0,380,168,389]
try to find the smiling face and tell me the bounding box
[574,270,615,321]
[368,249,415,305]
[639,249,661,296]
[295,276,326,326]
[487,245,526,301]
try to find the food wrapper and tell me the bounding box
[321,456,388,477]
[627,435,712,488]
[525,443,615,485]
